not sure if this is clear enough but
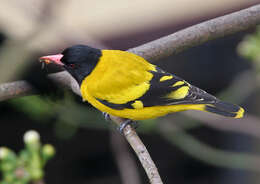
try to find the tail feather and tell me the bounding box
[186,85,244,118]
[204,101,244,118]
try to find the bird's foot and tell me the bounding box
[102,112,138,134]
[118,119,138,134]
[102,112,111,121]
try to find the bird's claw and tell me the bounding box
[118,120,138,134]
[102,112,138,134]
[102,112,111,121]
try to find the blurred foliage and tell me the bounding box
[9,96,55,122]
[238,26,260,71]
[8,93,159,139]
[8,94,108,139]
[159,120,260,172]
[0,130,55,184]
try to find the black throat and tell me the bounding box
[76,48,102,85]
[62,46,102,85]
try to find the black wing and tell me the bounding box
[96,67,217,110]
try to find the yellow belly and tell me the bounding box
[82,90,205,120]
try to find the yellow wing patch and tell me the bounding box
[172,81,185,87]
[160,75,173,82]
[131,100,144,109]
[166,86,189,99]
[234,107,244,118]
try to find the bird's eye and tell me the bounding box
[69,64,75,68]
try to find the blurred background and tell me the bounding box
[0,0,260,183]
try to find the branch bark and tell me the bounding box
[109,116,163,184]
[129,4,260,62]
[110,130,142,184]
[0,80,35,101]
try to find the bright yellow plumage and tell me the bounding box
[40,45,244,120]
[81,50,155,104]
[80,50,244,120]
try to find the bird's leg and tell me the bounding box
[102,112,138,133]
[118,119,138,134]
[102,112,111,121]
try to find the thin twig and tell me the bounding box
[109,116,163,184]
[110,130,142,184]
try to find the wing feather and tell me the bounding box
[95,66,217,110]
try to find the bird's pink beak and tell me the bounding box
[39,54,64,66]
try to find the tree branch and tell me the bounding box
[129,4,260,61]
[0,71,79,101]
[0,80,35,101]
[110,130,142,184]
[109,116,163,184]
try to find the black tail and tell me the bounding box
[186,85,244,118]
[204,101,244,118]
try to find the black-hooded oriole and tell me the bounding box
[40,45,244,121]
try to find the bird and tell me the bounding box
[39,45,244,131]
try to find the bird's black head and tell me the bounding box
[40,45,102,84]
[61,45,102,84]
